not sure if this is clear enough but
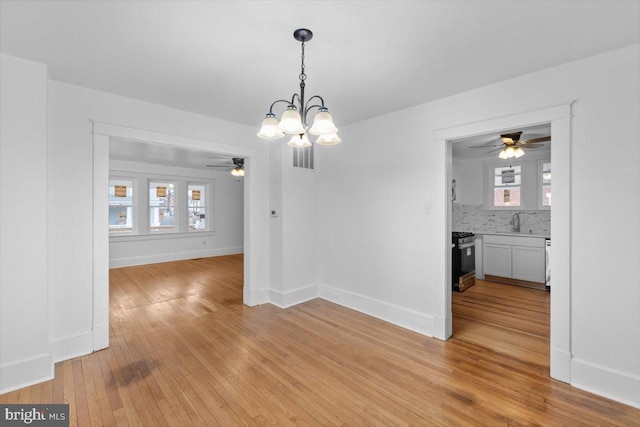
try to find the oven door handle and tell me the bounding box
[458,242,475,250]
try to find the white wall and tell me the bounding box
[0,54,51,392]
[316,44,640,407]
[46,79,269,373]
[108,160,244,268]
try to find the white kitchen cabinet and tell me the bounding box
[483,234,546,286]
[512,245,545,282]
[483,243,512,277]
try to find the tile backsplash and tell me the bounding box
[453,204,550,235]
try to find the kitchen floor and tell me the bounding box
[452,279,550,370]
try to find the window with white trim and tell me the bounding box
[493,165,521,207]
[188,183,207,231]
[109,179,134,234]
[149,181,175,232]
[540,160,551,208]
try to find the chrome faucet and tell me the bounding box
[510,213,521,233]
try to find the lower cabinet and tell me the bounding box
[483,243,512,277]
[512,245,545,283]
[483,234,545,286]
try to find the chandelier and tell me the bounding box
[257,29,341,146]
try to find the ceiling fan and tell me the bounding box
[206,157,245,177]
[471,131,551,159]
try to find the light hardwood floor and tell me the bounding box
[2,255,638,426]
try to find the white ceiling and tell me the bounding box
[1,1,639,129]
[109,137,236,169]
[451,123,551,160]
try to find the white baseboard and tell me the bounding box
[245,287,270,306]
[93,322,109,352]
[52,331,93,363]
[571,358,640,409]
[0,353,53,395]
[269,285,318,308]
[432,314,448,341]
[109,247,243,268]
[550,347,571,383]
[318,284,434,337]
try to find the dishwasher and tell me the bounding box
[545,238,551,290]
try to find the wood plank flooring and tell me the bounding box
[2,255,639,425]
[452,279,551,370]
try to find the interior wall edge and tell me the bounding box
[0,353,53,395]
[571,358,640,409]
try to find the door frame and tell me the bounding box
[434,103,573,382]
[91,121,259,353]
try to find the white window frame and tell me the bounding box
[537,159,551,210]
[187,182,211,232]
[485,162,524,210]
[148,179,178,233]
[108,177,138,235]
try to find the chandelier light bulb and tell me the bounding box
[257,114,284,139]
[287,133,312,147]
[278,106,305,135]
[498,149,509,159]
[309,107,338,135]
[315,133,342,145]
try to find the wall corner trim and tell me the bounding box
[318,284,434,337]
[269,285,318,308]
[571,358,640,409]
[0,354,53,395]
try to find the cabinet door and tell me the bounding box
[512,246,545,283]
[483,243,512,278]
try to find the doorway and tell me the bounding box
[434,103,572,383]
[449,123,552,367]
[91,121,260,355]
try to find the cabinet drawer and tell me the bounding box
[484,234,545,248]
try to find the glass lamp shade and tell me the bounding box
[498,149,509,159]
[257,115,284,139]
[231,167,244,177]
[504,146,515,158]
[287,133,312,147]
[309,108,338,135]
[315,133,342,145]
[278,107,305,134]
[514,147,525,158]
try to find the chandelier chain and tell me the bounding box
[299,41,307,82]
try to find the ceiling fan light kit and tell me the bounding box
[473,131,550,160]
[207,157,245,177]
[257,28,341,146]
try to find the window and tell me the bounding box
[493,165,521,207]
[188,184,207,230]
[109,179,134,234]
[540,161,551,208]
[149,181,175,232]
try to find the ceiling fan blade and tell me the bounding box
[206,164,232,168]
[488,147,503,153]
[523,145,544,149]
[470,143,501,148]
[523,136,551,144]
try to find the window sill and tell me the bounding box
[109,230,215,242]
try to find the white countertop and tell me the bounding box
[473,231,550,239]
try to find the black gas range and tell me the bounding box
[452,231,476,292]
